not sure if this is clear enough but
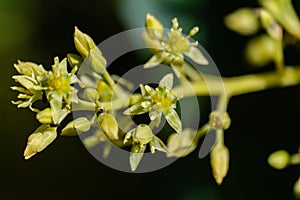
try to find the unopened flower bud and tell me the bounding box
[87,48,107,74]
[210,145,230,185]
[98,113,119,140]
[36,108,53,124]
[268,150,290,170]
[224,7,260,36]
[259,9,282,40]
[24,125,57,159]
[83,88,99,102]
[258,0,300,39]
[294,177,300,199]
[61,117,91,136]
[74,27,97,58]
[245,34,274,67]
[74,27,107,73]
[96,80,113,102]
[209,111,231,130]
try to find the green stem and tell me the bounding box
[173,66,300,97]
[274,39,285,73]
[74,67,300,112]
[103,70,115,88]
[73,94,143,111]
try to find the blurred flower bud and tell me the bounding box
[98,113,119,140]
[36,108,53,124]
[209,111,231,130]
[259,9,282,40]
[67,53,83,68]
[146,13,164,39]
[14,60,46,77]
[245,34,275,67]
[83,88,99,102]
[167,128,197,157]
[134,124,153,145]
[87,48,107,74]
[210,145,230,185]
[24,125,57,159]
[61,117,91,136]
[258,0,300,39]
[96,80,113,102]
[294,177,300,199]
[224,7,260,36]
[268,150,290,169]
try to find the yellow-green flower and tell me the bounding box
[144,14,208,77]
[124,73,182,133]
[45,57,79,124]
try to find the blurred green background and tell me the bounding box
[1,0,300,199]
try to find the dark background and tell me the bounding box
[1,0,300,199]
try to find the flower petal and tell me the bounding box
[184,46,209,65]
[159,73,173,90]
[165,109,182,133]
[123,101,151,115]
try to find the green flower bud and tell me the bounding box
[61,117,91,136]
[36,108,53,124]
[268,150,290,170]
[294,177,300,199]
[14,60,46,77]
[67,53,83,68]
[210,145,230,185]
[74,27,107,73]
[98,113,119,140]
[245,34,275,67]
[209,111,231,130]
[134,124,153,145]
[167,128,197,157]
[96,80,113,102]
[87,48,107,74]
[224,7,260,36]
[24,125,57,159]
[146,13,164,39]
[74,27,97,58]
[83,88,99,102]
[258,0,300,39]
[259,9,282,40]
